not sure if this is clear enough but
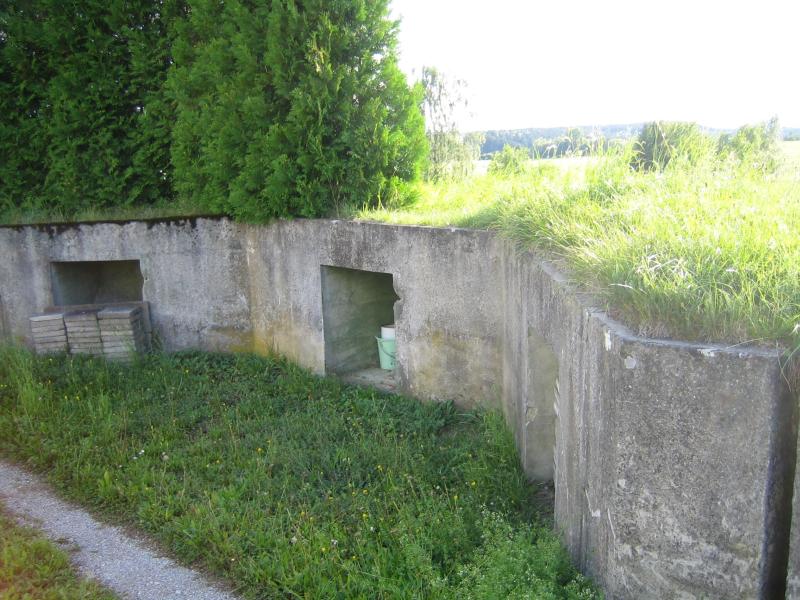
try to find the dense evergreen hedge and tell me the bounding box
[0,0,427,221]
[0,1,182,215]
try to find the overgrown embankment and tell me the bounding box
[360,139,800,351]
[0,347,598,599]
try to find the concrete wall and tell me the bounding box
[0,219,252,352]
[243,219,504,407]
[502,250,797,599]
[0,216,796,599]
[785,361,800,600]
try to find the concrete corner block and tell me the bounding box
[602,335,792,598]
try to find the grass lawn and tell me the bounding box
[0,504,115,599]
[0,347,598,599]
[359,146,800,350]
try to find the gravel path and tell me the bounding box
[0,460,239,600]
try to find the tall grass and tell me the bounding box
[359,142,800,351]
[0,347,598,599]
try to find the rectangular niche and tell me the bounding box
[50,260,144,306]
[321,266,399,377]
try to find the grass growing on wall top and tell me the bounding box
[0,347,599,599]
[0,198,217,227]
[359,142,800,349]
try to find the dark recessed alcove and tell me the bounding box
[50,260,144,306]
[321,266,399,390]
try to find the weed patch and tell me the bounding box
[359,145,800,351]
[0,347,597,599]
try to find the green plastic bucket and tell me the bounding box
[376,336,396,370]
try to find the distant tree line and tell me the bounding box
[481,122,799,158]
[0,0,427,221]
[480,124,641,158]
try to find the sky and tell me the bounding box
[390,0,800,132]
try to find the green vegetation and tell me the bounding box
[481,125,632,159]
[0,0,182,216]
[361,123,800,349]
[481,124,800,158]
[0,0,426,222]
[0,505,115,599]
[630,122,712,171]
[0,347,598,599]
[488,145,534,176]
[169,0,426,221]
[420,67,482,182]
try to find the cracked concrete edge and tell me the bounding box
[0,460,239,600]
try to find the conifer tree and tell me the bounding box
[0,1,182,215]
[169,0,427,220]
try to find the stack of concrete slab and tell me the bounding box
[29,313,68,354]
[98,305,148,361]
[64,310,103,356]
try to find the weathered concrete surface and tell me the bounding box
[0,219,252,352]
[244,219,504,408]
[502,248,797,599]
[0,217,797,599]
[785,376,800,600]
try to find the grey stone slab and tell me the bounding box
[106,341,140,347]
[35,348,68,355]
[30,321,66,331]
[65,323,101,330]
[33,337,68,346]
[31,330,67,339]
[32,325,67,333]
[29,313,64,323]
[32,334,68,343]
[98,306,142,320]
[34,343,68,350]
[99,320,141,329]
[100,317,141,328]
[100,328,142,336]
[64,311,99,322]
[102,345,142,352]
[101,336,141,344]
[100,339,142,346]
[100,328,141,336]
[102,338,140,346]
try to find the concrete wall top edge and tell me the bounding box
[0,214,229,232]
[2,216,788,360]
[532,254,789,360]
[1,216,492,237]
